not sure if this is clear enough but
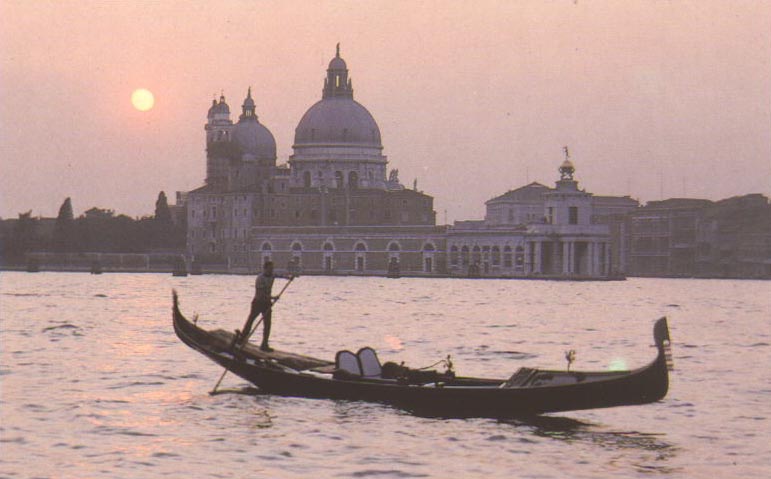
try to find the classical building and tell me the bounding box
[447,160,633,278]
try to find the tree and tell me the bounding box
[154,191,172,224]
[6,211,43,261]
[57,197,74,221]
[53,197,75,252]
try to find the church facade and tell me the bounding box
[184,47,630,279]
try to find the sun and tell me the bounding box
[131,88,155,111]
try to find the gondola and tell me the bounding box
[172,291,672,417]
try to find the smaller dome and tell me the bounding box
[208,95,230,118]
[329,56,347,70]
[242,87,255,110]
[233,119,276,160]
[328,43,347,70]
[559,159,575,180]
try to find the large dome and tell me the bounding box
[294,97,382,147]
[233,119,276,159]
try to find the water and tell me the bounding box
[1,272,769,478]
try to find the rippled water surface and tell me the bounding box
[1,272,770,478]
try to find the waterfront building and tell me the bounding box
[447,160,626,278]
[183,46,633,279]
[694,194,771,278]
[627,195,771,278]
[628,198,713,276]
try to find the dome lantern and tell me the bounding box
[559,147,575,180]
[240,87,257,121]
[323,43,353,99]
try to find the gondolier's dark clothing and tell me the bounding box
[242,273,276,348]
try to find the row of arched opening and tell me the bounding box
[258,240,438,273]
[259,241,437,253]
[449,245,525,270]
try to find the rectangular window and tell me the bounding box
[569,207,578,225]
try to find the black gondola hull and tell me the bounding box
[172,291,670,417]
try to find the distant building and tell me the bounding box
[447,160,635,278]
[625,195,771,278]
[185,46,437,274]
[181,47,644,279]
[694,194,771,278]
[628,198,714,276]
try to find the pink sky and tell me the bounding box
[1,1,769,222]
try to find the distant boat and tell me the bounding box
[90,260,102,275]
[26,259,40,273]
[172,291,672,417]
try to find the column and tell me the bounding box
[534,241,542,274]
[562,242,570,275]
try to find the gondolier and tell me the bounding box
[240,261,291,351]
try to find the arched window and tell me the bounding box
[515,246,525,271]
[461,246,470,266]
[348,171,358,189]
[503,245,513,268]
[450,245,459,266]
[261,242,272,251]
[422,242,436,273]
[323,242,335,271]
[472,246,482,265]
[492,246,501,266]
[387,242,401,267]
[354,242,367,272]
[291,242,302,251]
[303,171,311,188]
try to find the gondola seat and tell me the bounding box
[334,350,362,379]
[357,347,382,378]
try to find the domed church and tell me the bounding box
[186,46,445,275]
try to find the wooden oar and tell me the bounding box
[210,277,295,394]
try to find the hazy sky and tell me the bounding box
[2,1,769,222]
